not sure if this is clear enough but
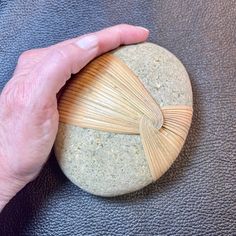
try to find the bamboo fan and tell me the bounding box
[58,54,193,181]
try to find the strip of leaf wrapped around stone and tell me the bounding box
[58,54,193,181]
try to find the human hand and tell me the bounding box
[0,24,149,211]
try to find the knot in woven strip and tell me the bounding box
[58,53,193,181]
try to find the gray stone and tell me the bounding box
[54,42,193,197]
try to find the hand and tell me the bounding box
[0,24,149,211]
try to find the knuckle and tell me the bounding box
[18,51,31,63]
[17,48,43,65]
[53,47,69,61]
[50,47,72,76]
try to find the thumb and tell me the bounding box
[33,24,149,100]
[34,35,98,97]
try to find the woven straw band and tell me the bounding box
[58,54,193,181]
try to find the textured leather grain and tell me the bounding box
[0,0,235,235]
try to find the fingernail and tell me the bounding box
[135,26,149,33]
[75,35,98,50]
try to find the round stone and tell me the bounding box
[54,42,193,197]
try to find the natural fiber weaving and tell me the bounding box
[58,53,193,181]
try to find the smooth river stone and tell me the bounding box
[54,42,193,197]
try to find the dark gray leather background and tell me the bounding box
[0,0,235,235]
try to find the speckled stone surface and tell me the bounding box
[54,42,193,197]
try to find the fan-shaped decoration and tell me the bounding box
[58,53,193,181]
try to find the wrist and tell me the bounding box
[0,167,27,212]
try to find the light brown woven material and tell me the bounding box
[58,54,193,181]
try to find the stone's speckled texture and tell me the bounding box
[113,43,192,107]
[54,127,150,196]
[54,42,193,197]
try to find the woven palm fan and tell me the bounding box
[58,53,193,182]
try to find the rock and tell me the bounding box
[54,42,193,197]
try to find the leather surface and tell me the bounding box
[0,0,235,235]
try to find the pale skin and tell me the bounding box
[0,24,149,212]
